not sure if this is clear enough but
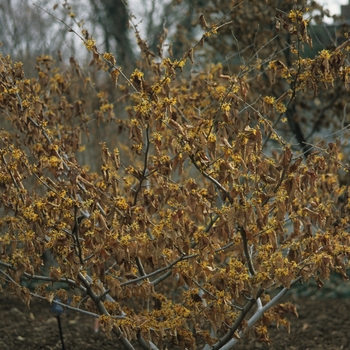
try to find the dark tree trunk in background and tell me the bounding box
[90,0,135,70]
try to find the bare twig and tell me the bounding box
[133,125,150,206]
[238,225,256,276]
[0,269,124,319]
[219,277,302,350]
[211,286,264,350]
[121,253,197,287]
[33,3,139,93]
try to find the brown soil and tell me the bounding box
[1,292,349,350]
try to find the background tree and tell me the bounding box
[0,1,350,349]
[88,0,135,70]
[0,0,75,75]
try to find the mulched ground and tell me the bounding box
[1,291,349,350]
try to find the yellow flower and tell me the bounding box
[12,149,22,160]
[49,156,61,168]
[183,144,191,153]
[152,132,162,142]
[275,102,287,113]
[103,52,116,65]
[100,103,114,112]
[115,196,129,211]
[319,49,331,60]
[264,96,275,105]
[177,59,186,68]
[215,85,226,95]
[84,39,96,51]
[152,84,162,94]
[222,102,231,112]
[131,69,144,80]
[208,133,216,143]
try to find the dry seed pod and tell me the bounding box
[199,14,209,29]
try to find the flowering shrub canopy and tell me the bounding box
[0,1,350,349]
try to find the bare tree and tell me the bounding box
[89,0,135,69]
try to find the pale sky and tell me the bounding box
[323,0,348,19]
[127,0,350,25]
